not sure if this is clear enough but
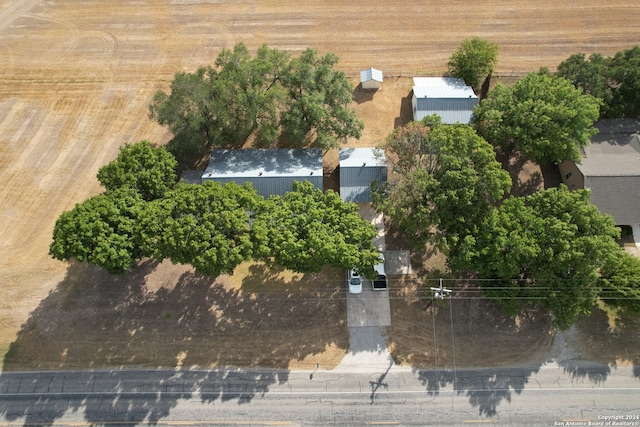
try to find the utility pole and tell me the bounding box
[430,278,452,300]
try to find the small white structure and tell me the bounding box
[411,77,478,124]
[360,67,383,90]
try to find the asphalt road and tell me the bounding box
[1,363,639,426]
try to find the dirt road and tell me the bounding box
[1,0,639,367]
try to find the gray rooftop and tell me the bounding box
[577,119,640,177]
[202,149,323,179]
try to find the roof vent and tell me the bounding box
[309,171,314,175]
[259,171,263,176]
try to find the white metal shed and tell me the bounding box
[360,67,383,90]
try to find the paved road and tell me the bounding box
[1,363,639,426]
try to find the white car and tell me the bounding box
[347,269,363,294]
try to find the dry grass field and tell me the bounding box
[2,0,640,371]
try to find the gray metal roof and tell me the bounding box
[339,148,386,168]
[202,149,323,179]
[360,67,383,83]
[412,77,477,99]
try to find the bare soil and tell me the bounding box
[2,0,640,371]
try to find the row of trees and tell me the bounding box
[150,43,364,165]
[50,141,380,277]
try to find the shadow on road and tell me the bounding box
[0,258,348,425]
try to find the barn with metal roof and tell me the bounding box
[201,149,323,198]
[411,77,478,124]
[339,148,387,203]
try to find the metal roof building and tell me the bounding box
[339,148,387,203]
[360,67,383,90]
[411,77,478,124]
[202,149,323,198]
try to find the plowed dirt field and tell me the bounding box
[2,0,640,370]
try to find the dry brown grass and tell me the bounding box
[2,0,640,370]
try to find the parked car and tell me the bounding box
[372,251,387,290]
[347,268,363,294]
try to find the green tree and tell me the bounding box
[447,37,499,92]
[556,52,612,114]
[373,120,511,253]
[280,48,364,150]
[608,45,640,118]
[473,72,600,164]
[49,188,146,274]
[454,186,620,329]
[139,181,260,276]
[253,181,379,274]
[96,141,177,201]
[598,250,640,313]
[150,43,362,164]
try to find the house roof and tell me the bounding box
[202,149,323,179]
[412,77,477,99]
[360,67,383,83]
[577,119,640,177]
[339,148,386,168]
[576,119,640,225]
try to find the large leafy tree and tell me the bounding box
[598,250,640,313]
[96,141,177,201]
[281,49,364,150]
[49,188,146,274]
[253,181,379,274]
[138,181,260,277]
[373,119,511,253]
[473,72,600,164]
[454,186,620,329]
[557,46,640,118]
[556,52,612,115]
[150,43,362,164]
[447,37,499,92]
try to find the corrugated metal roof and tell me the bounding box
[202,149,323,179]
[412,77,477,99]
[360,67,383,83]
[339,148,386,168]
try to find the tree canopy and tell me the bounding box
[149,43,362,165]
[138,181,260,277]
[96,140,177,201]
[253,181,379,275]
[373,118,511,254]
[598,250,640,313]
[447,37,499,92]
[453,185,620,329]
[556,45,640,118]
[49,188,146,274]
[473,72,600,164]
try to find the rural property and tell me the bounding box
[1,0,640,371]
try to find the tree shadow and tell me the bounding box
[495,148,543,197]
[415,365,540,417]
[0,258,347,425]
